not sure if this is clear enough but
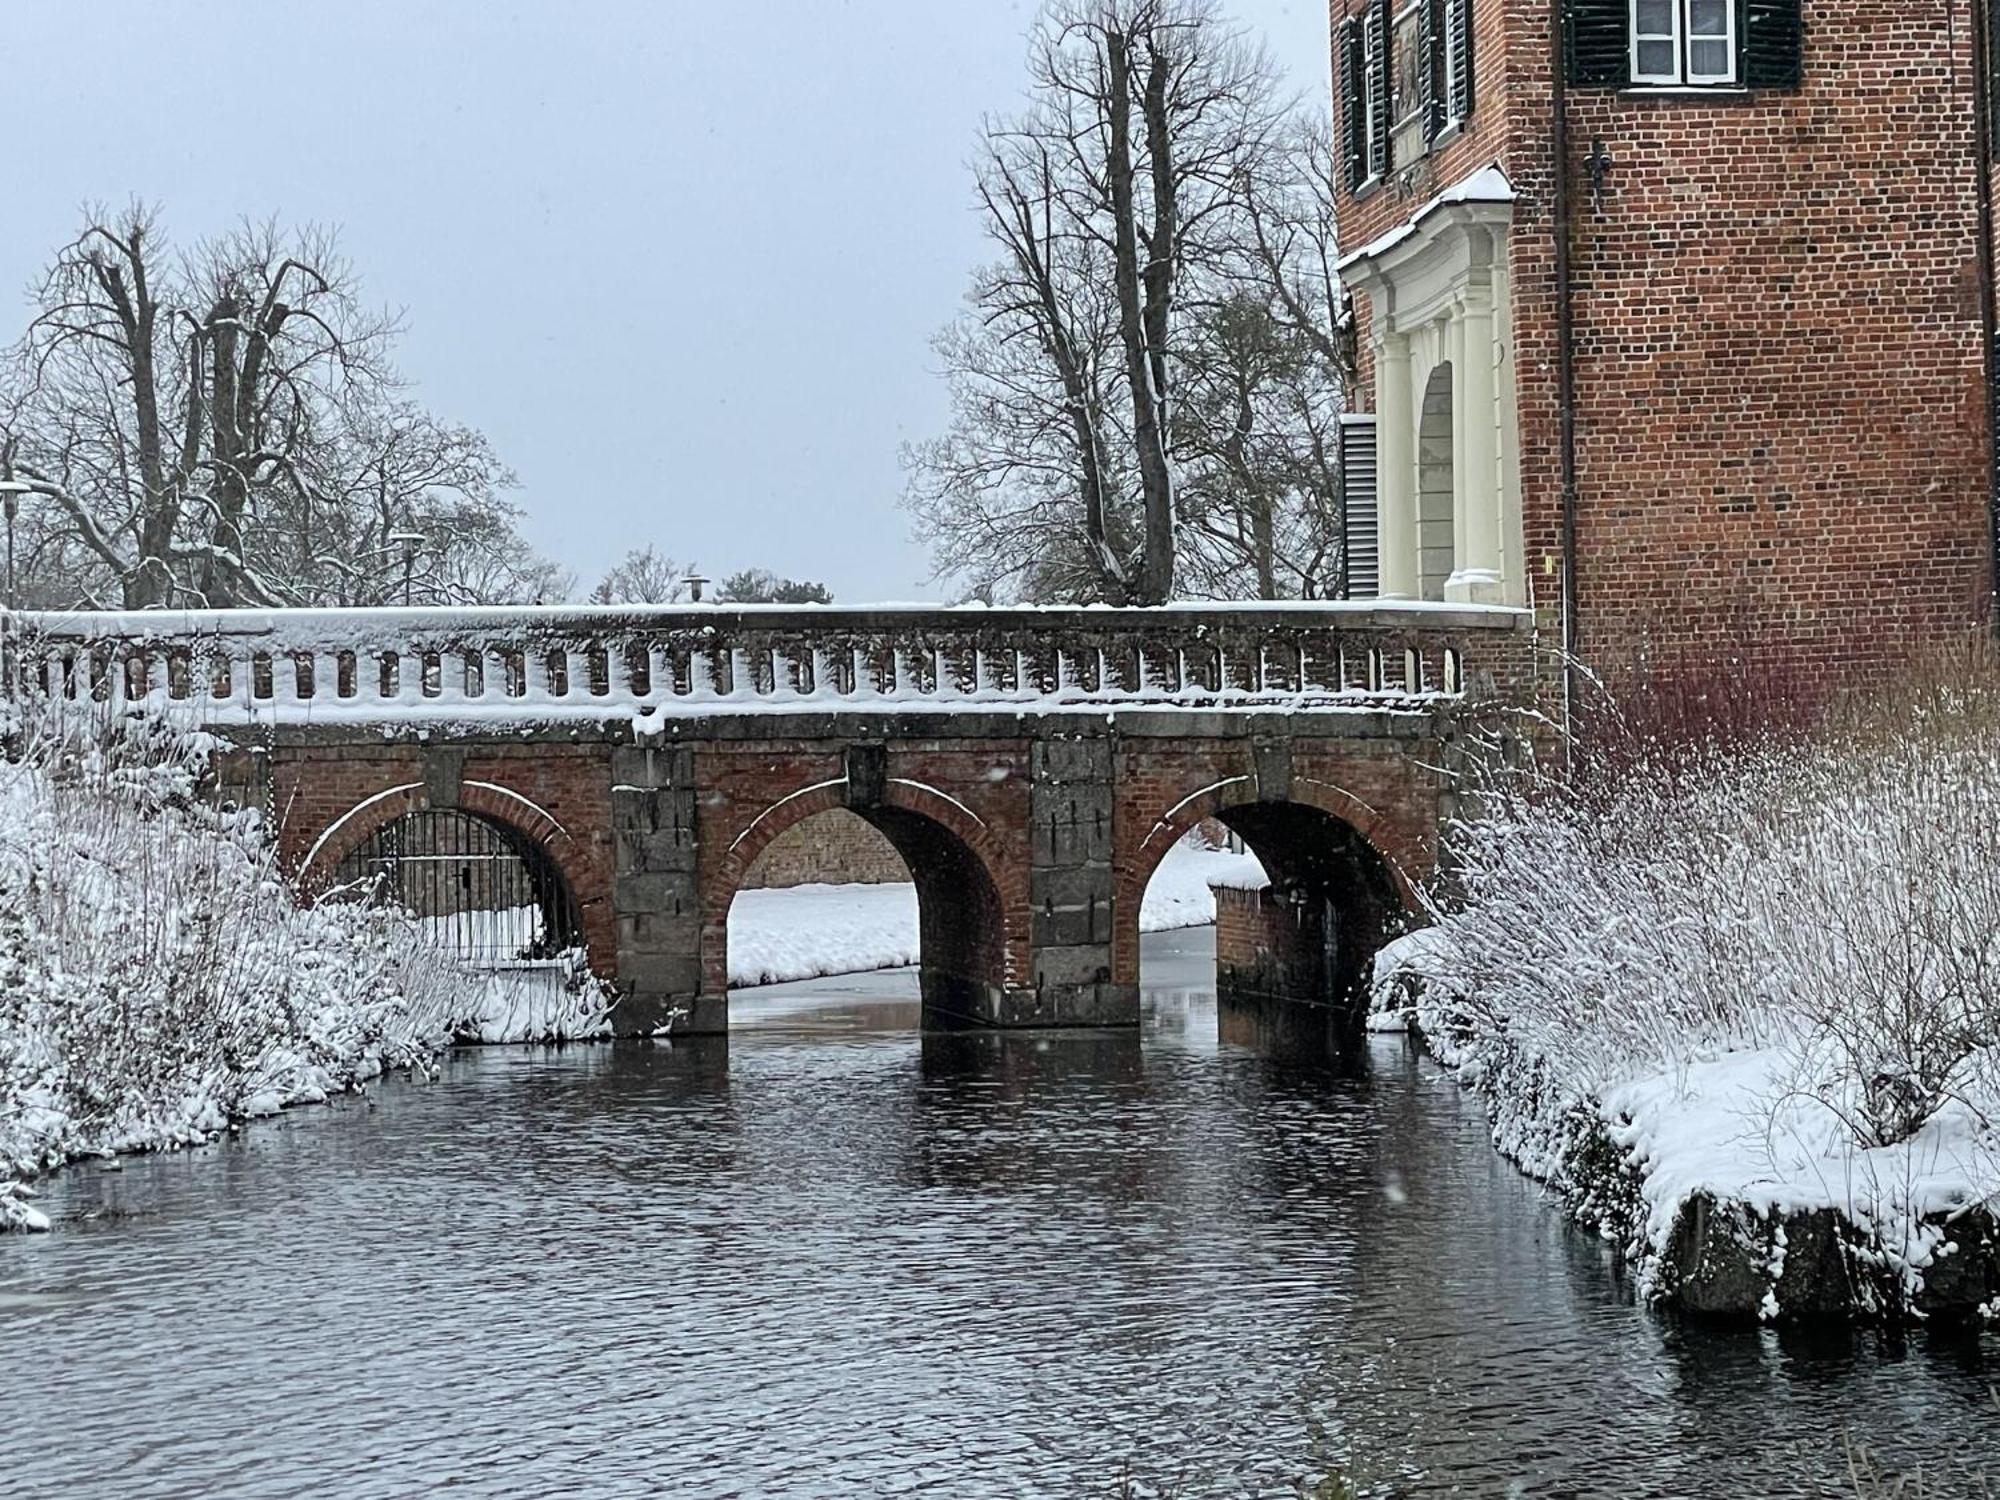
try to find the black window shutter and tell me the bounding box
[1450,0,1475,121]
[1564,0,1629,89]
[1742,0,1803,90]
[1340,18,1365,191]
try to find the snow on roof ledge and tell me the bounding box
[1336,164,1516,274]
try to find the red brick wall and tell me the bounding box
[1213,883,1293,976]
[1334,0,1994,679]
[259,728,1451,1007]
[737,807,908,889]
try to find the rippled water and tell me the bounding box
[4,929,1996,1497]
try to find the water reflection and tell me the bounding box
[0,928,1993,1499]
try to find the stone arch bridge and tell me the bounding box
[10,603,1533,1035]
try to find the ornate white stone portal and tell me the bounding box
[1339,168,1523,607]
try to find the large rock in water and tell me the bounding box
[1665,1195,1784,1318]
[1915,1209,2000,1319]
[1664,1194,1999,1321]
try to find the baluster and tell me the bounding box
[524,644,552,701]
[398,649,425,705]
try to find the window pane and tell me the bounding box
[1688,0,1727,37]
[1636,39,1677,77]
[1689,38,1730,77]
[1635,0,1674,35]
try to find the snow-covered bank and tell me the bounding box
[1378,699,2000,1322]
[727,834,1265,988]
[728,882,920,987]
[0,710,607,1228]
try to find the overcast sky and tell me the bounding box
[5,2,1332,603]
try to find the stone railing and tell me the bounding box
[1,602,1533,726]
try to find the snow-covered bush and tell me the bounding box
[1760,726,2000,1147]
[1388,654,2000,1311]
[0,698,609,1202]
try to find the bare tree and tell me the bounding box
[1176,292,1336,597]
[0,203,553,608]
[591,545,695,604]
[1176,119,1353,599]
[906,2,1311,604]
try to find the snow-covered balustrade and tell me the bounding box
[1,600,1531,725]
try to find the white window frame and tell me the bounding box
[1629,0,1737,88]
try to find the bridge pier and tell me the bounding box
[1019,733,1134,1027]
[610,742,710,1034]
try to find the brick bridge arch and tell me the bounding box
[292,777,612,970]
[702,774,1025,1019]
[1111,748,1434,1012]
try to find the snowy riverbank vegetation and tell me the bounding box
[1381,656,2000,1321]
[0,704,608,1229]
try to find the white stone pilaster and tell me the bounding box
[1448,240,1504,604]
[1375,328,1418,601]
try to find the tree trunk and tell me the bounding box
[1106,24,1176,605]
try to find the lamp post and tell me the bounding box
[388,530,426,607]
[0,480,23,709]
[1,436,20,613]
[684,574,709,603]
[1,484,19,612]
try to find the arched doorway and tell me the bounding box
[1418,361,1455,602]
[328,808,586,969]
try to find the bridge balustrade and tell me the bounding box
[2,602,1531,724]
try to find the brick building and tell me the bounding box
[1331,0,1998,677]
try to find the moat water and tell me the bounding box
[3,929,1995,1497]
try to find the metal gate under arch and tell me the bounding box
[330,808,585,968]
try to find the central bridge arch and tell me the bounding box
[707,776,1023,1025]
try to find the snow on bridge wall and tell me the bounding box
[4,603,1536,1035]
[6,600,1527,721]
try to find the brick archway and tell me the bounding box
[1112,774,1420,991]
[703,776,1025,1008]
[294,779,610,975]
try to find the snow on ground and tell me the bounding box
[1138,837,1269,926]
[728,833,1265,988]
[728,882,920,988]
[0,709,608,1227]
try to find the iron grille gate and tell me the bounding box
[331,809,585,968]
